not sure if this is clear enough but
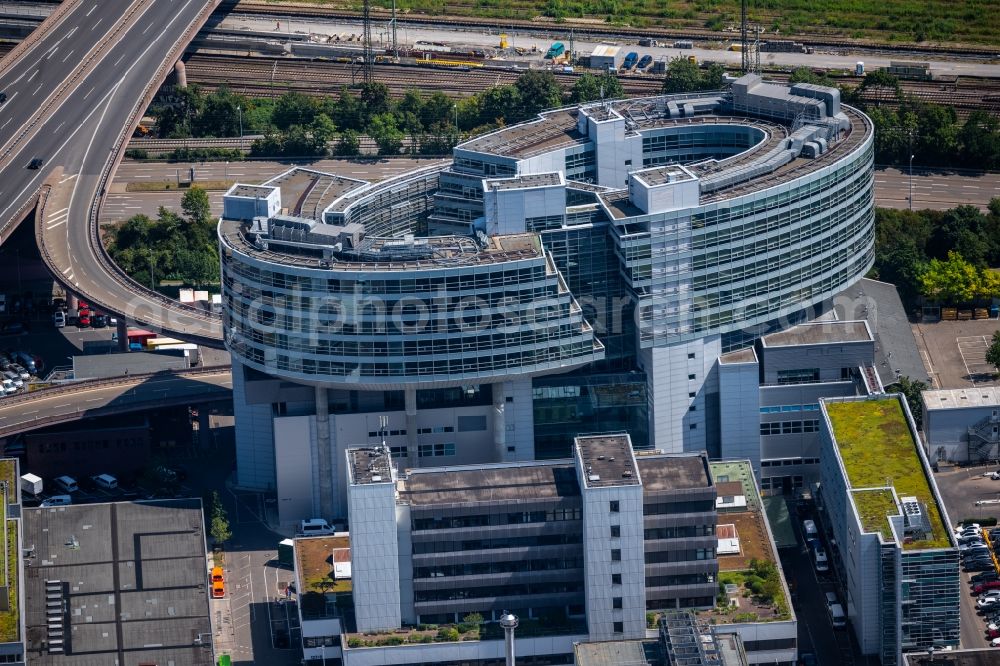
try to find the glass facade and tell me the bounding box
[532,372,649,459]
[898,549,960,654]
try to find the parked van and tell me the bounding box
[829,602,847,628]
[802,519,818,540]
[41,495,72,507]
[92,474,117,490]
[53,476,78,493]
[13,352,36,375]
[298,518,335,536]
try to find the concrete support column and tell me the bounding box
[116,318,128,352]
[67,293,78,313]
[404,386,418,469]
[315,386,333,521]
[174,59,187,88]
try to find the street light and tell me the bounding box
[909,153,915,211]
[453,103,458,128]
[237,105,244,152]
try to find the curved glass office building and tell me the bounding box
[220,73,874,523]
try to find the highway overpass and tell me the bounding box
[0,367,232,438]
[0,0,224,345]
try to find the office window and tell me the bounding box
[611,525,621,538]
[688,392,695,398]
[688,353,696,359]
[613,597,623,609]
[689,423,697,430]
[612,573,622,585]
[611,549,622,561]
[610,501,620,513]
[688,374,696,380]
[613,621,624,633]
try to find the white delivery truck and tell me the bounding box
[20,473,42,497]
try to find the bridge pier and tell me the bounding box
[116,318,128,352]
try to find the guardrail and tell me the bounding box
[0,364,232,408]
[84,0,225,343]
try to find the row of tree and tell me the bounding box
[149,70,627,157]
[871,201,1000,307]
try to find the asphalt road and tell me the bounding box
[0,368,232,437]
[0,0,137,151]
[875,167,1000,211]
[222,14,1000,78]
[26,0,224,343]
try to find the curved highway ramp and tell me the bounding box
[0,368,232,438]
[0,0,224,345]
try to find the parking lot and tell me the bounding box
[933,465,1000,649]
[913,319,1000,388]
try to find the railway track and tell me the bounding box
[180,52,664,97]
[177,52,1000,118]
[223,0,1000,59]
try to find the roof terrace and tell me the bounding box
[824,397,951,550]
[693,461,791,626]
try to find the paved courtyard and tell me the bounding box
[913,320,1000,388]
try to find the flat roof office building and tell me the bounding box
[219,74,874,525]
[818,396,959,664]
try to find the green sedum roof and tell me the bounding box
[826,398,950,550]
[851,489,899,541]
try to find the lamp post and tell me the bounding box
[909,153,915,211]
[237,105,244,152]
[453,103,458,128]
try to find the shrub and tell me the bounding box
[646,611,657,628]
[124,148,149,160]
[379,636,404,646]
[347,637,363,648]
[436,627,460,642]
[416,634,434,643]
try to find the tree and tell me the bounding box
[209,491,232,545]
[193,87,245,138]
[960,111,1000,171]
[986,331,1000,373]
[918,251,988,304]
[662,57,707,94]
[478,84,523,126]
[272,92,318,130]
[309,113,337,154]
[181,186,212,226]
[334,129,361,156]
[360,82,392,121]
[368,113,404,155]
[855,70,902,107]
[570,72,624,103]
[514,70,563,118]
[888,376,929,428]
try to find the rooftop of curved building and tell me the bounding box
[218,75,871,270]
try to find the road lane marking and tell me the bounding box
[0,119,9,131]
[86,4,96,16]
[62,49,75,63]
[47,219,66,229]
[27,69,38,83]
[82,86,95,100]
[47,47,58,60]
[33,84,43,96]
[91,18,103,31]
